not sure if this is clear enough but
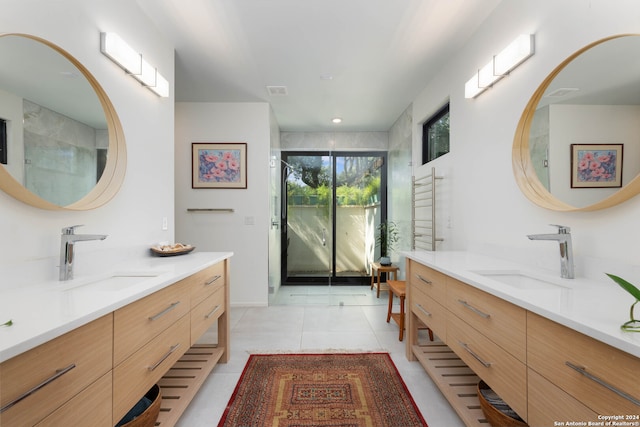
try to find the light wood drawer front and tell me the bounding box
[528,312,640,415]
[113,314,189,422]
[409,261,447,304]
[528,369,598,426]
[35,372,112,427]
[0,314,112,427]
[448,314,527,420]
[114,280,189,365]
[191,286,225,346]
[446,278,526,362]
[411,285,446,340]
[191,261,226,307]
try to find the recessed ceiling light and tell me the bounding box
[320,74,334,80]
[332,117,342,124]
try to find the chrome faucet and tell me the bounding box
[527,224,574,279]
[59,225,107,281]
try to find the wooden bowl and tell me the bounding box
[150,244,195,257]
[477,380,527,427]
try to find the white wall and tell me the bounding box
[174,102,272,306]
[412,0,640,281]
[0,0,175,283]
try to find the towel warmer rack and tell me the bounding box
[412,167,443,251]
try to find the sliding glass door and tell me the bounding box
[281,151,386,285]
[282,153,333,284]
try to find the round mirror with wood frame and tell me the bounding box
[0,33,126,210]
[513,34,640,211]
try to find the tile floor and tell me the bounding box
[176,286,465,427]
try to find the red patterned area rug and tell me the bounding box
[217,353,428,427]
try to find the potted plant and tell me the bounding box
[376,221,399,266]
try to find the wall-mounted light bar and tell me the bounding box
[100,32,169,98]
[465,34,535,99]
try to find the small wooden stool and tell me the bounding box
[387,280,434,342]
[370,262,399,298]
[387,280,407,341]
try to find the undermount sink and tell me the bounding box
[59,272,164,292]
[470,270,572,291]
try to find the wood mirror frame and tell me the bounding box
[512,34,640,212]
[0,33,126,210]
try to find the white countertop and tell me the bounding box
[0,251,233,363]
[403,250,640,358]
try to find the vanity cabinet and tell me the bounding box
[36,373,113,426]
[410,261,448,303]
[445,277,527,417]
[113,315,191,421]
[0,256,230,427]
[446,278,526,362]
[0,314,113,427]
[191,281,225,345]
[114,259,229,426]
[409,262,448,339]
[447,313,527,418]
[527,369,597,426]
[114,279,190,366]
[190,261,226,345]
[528,312,640,420]
[407,258,640,427]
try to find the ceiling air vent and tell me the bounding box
[545,87,579,98]
[267,86,288,96]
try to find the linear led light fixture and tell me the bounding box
[465,34,535,99]
[100,32,141,74]
[100,32,169,98]
[149,73,169,97]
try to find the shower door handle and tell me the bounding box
[322,228,326,246]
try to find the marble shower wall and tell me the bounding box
[22,99,106,205]
[281,131,388,151]
[388,105,413,275]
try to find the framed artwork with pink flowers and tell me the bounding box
[192,142,247,188]
[570,143,623,188]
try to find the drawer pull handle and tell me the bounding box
[205,275,222,286]
[416,274,432,284]
[205,305,222,319]
[565,361,640,406]
[0,363,76,413]
[459,341,492,368]
[148,343,180,371]
[148,301,180,321]
[416,304,432,317]
[457,299,491,319]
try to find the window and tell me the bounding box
[422,103,450,164]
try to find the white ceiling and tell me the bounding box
[137,0,502,131]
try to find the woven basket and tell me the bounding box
[119,384,162,427]
[477,381,527,427]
